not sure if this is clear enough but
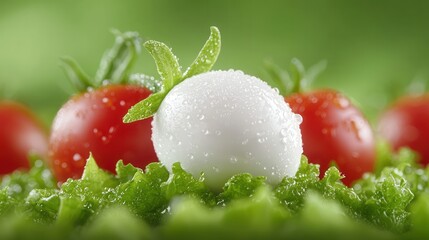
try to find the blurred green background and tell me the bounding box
[1,0,428,126]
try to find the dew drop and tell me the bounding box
[310,96,318,103]
[321,101,329,108]
[145,102,153,107]
[230,156,238,163]
[322,128,328,135]
[334,97,349,108]
[330,128,337,137]
[11,184,22,193]
[73,153,82,161]
[294,114,303,124]
[61,162,68,169]
[273,88,280,94]
[34,160,43,168]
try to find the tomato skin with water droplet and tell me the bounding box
[378,95,429,166]
[49,84,157,183]
[0,101,48,175]
[286,90,375,186]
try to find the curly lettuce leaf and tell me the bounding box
[218,174,267,205]
[1,147,429,239]
[0,157,56,200]
[161,186,290,240]
[115,162,169,225]
[57,155,118,226]
[81,206,153,240]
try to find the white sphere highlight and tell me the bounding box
[152,70,303,190]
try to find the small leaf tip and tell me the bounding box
[122,113,134,123]
[210,26,220,32]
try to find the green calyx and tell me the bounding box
[60,30,142,92]
[264,58,327,96]
[123,26,221,123]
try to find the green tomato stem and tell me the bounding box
[290,58,306,93]
[60,57,94,92]
[263,60,291,96]
[263,58,327,96]
[94,30,141,85]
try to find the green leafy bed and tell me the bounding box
[1,145,429,240]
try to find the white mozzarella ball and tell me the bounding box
[152,70,303,189]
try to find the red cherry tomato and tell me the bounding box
[49,84,157,183]
[286,90,375,186]
[0,101,48,175]
[378,94,429,166]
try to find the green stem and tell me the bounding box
[60,57,94,92]
[263,60,290,96]
[263,58,327,96]
[290,58,306,93]
[94,30,141,85]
